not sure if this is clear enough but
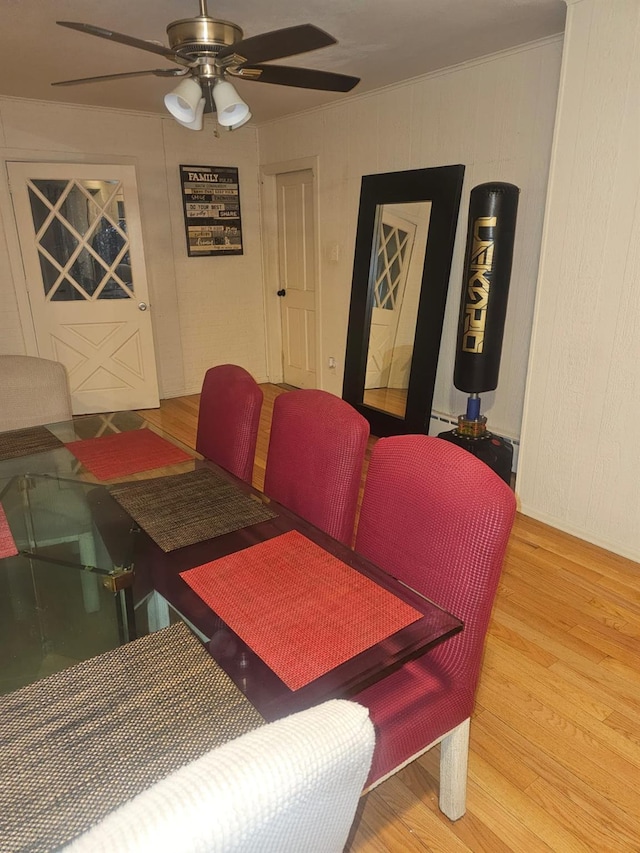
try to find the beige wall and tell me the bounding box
[258,37,563,441]
[0,97,267,397]
[161,119,267,392]
[518,0,640,562]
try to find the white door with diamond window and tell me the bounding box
[7,162,159,414]
[365,210,417,389]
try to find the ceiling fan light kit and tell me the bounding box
[212,79,249,127]
[164,77,204,123]
[226,110,252,132]
[52,0,360,135]
[175,97,206,131]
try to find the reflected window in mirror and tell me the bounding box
[343,166,465,437]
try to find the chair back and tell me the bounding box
[264,389,369,544]
[356,434,516,706]
[0,355,72,431]
[62,699,375,853]
[196,364,263,483]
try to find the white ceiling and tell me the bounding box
[0,0,566,124]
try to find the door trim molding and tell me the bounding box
[260,156,320,386]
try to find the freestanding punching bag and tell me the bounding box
[438,182,520,484]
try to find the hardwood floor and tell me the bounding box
[137,388,640,852]
[363,387,408,419]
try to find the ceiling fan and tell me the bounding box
[51,0,360,131]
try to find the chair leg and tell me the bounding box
[439,718,470,820]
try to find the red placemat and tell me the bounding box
[0,505,18,558]
[65,429,192,480]
[180,530,422,690]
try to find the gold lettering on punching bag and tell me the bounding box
[462,216,497,352]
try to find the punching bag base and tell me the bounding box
[437,429,513,486]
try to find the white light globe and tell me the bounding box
[164,77,203,123]
[213,79,249,127]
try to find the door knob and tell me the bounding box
[277,289,286,297]
[138,302,148,311]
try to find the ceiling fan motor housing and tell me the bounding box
[166,17,242,60]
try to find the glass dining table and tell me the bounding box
[0,411,463,719]
[0,412,192,696]
[0,410,465,852]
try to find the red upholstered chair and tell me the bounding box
[264,390,369,545]
[196,364,263,484]
[353,435,516,819]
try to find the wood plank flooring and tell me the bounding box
[137,388,640,852]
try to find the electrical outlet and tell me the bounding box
[328,357,336,369]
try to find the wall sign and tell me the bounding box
[179,164,243,257]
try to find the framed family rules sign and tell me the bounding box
[179,165,243,257]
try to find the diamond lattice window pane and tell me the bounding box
[40,220,78,267]
[80,179,119,205]
[103,192,127,231]
[113,258,134,294]
[50,278,85,301]
[31,180,68,206]
[377,277,392,308]
[38,253,62,296]
[98,277,130,300]
[91,218,126,265]
[390,257,402,287]
[28,188,52,234]
[69,248,108,297]
[59,185,101,236]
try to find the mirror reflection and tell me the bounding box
[343,164,465,438]
[363,201,432,419]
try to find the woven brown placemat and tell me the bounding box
[109,467,277,552]
[0,425,63,461]
[0,622,264,853]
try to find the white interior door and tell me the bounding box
[7,162,159,414]
[276,169,317,389]
[365,211,416,389]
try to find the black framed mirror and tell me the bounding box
[342,165,465,436]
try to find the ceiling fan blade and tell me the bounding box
[56,21,179,61]
[51,69,187,87]
[234,64,360,93]
[218,24,336,65]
